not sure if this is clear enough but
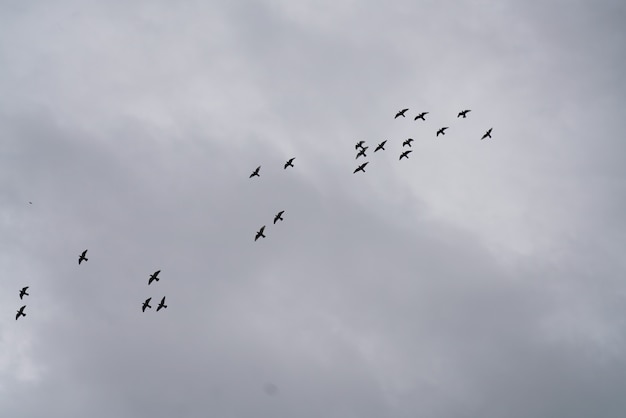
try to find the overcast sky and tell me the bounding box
[2,0,626,417]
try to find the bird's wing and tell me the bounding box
[160,296,166,304]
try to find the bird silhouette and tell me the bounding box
[19,286,29,300]
[402,138,414,147]
[273,211,284,224]
[284,158,295,169]
[399,150,413,160]
[157,296,167,312]
[436,127,449,137]
[249,166,261,178]
[481,128,493,140]
[374,141,387,152]
[148,270,160,285]
[457,109,471,118]
[255,226,266,241]
[355,140,366,150]
[395,108,409,118]
[16,305,26,320]
[356,147,368,159]
[414,112,429,121]
[78,249,88,265]
[142,298,152,312]
[353,162,369,173]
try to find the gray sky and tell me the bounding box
[2,0,626,417]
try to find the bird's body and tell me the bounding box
[353,162,369,173]
[78,249,88,265]
[273,211,284,224]
[436,127,449,137]
[395,108,409,118]
[399,150,413,160]
[457,109,471,118]
[284,158,295,169]
[374,141,387,152]
[403,138,414,147]
[16,305,26,320]
[414,112,429,121]
[19,286,29,300]
[249,166,261,178]
[356,147,368,159]
[142,298,152,312]
[255,226,266,241]
[157,296,167,312]
[148,270,161,285]
[481,128,493,140]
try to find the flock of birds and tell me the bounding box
[14,107,493,319]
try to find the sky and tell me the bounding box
[1,0,626,417]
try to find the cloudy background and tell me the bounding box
[1,0,626,416]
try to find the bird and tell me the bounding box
[249,166,261,178]
[457,109,471,118]
[414,112,429,121]
[255,226,266,241]
[395,108,409,118]
[353,162,369,173]
[403,138,414,147]
[399,150,413,160]
[284,158,295,169]
[156,296,167,312]
[78,249,88,265]
[273,210,284,224]
[19,286,29,300]
[436,127,449,137]
[148,270,161,285]
[356,147,368,159]
[28,202,32,205]
[16,305,26,320]
[142,298,152,312]
[481,128,493,140]
[374,141,387,152]
[355,140,366,150]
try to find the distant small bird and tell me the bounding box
[249,166,261,178]
[284,158,295,169]
[436,127,449,137]
[28,202,32,205]
[395,108,409,119]
[148,270,161,285]
[399,150,413,160]
[403,138,414,147]
[142,298,152,312]
[355,140,366,150]
[414,112,429,121]
[353,162,369,173]
[356,147,368,159]
[16,305,26,320]
[374,141,387,152]
[457,109,471,118]
[481,128,493,140]
[255,226,266,241]
[156,296,167,312]
[19,286,29,300]
[273,210,284,224]
[78,249,88,265]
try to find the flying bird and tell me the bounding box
[148,270,161,285]
[249,166,261,178]
[273,210,284,224]
[395,108,409,119]
[436,127,449,137]
[19,286,29,300]
[457,109,471,118]
[255,225,266,241]
[414,112,429,121]
[402,138,414,147]
[399,150,413,160]
[355,140,365,150]
[142,298,152,312]
[353,162,369,173]
[157,296,167,312]
[356,147,368,159]
[16,305,26,320]
[284,158,295,169]
[481,128,493,140]
[78,249,88,265]
[374,141,387,152]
